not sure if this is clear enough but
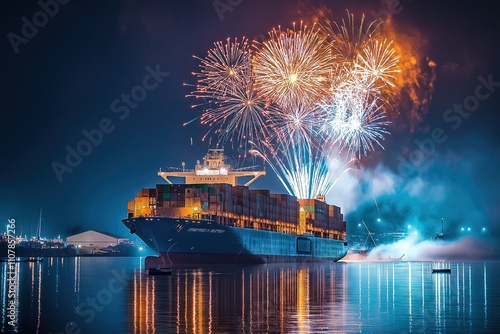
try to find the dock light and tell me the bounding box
[467,227,471,231]
[358,223,361,227]
[139,247,144,251]
[461,227,465,231]
[413,231,418,235]
[377,218,381,222]
[483,227,486,231]
[407,225,412,229]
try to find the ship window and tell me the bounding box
[296,237,312,254]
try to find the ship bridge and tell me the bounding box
[158,149,265,187]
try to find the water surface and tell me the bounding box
[1,257,499,333]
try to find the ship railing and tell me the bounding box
[163,167,196,172]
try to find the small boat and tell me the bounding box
[148,267,172,276]
[432,268,451,273]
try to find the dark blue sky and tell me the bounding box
[1,0,499,244]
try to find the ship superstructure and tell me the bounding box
[158,148,266,187]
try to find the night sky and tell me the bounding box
[1,0,500,254]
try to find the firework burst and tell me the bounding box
[266,103,320,146]
[354,38,400,104]
[253,22,331,109]
[355,39,400,89]
[325,11,381,65]
[324,11,400,108]
[200,80,271,151]
[186,12,412,199]
[190,37,251,99]
[319,90,390,157]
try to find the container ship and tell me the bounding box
[122,149,348,267]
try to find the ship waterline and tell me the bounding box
[123,217,348,266]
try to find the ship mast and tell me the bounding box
[37,208,42,241]
[361,220,377,249]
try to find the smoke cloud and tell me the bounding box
[329,131,500,260]
[365,235,498,261]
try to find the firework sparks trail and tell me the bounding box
[249,140,354,199]
[373,197,380,220]
[248,138,322,199]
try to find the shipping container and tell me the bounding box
[129,182,343,235]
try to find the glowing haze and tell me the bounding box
[187,10,433,200]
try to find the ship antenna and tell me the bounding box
[37,208,42,242]
[361,220,376,248]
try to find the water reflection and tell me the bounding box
[0,257,132,333]
[131,266,319,333]
[0,259,497,333]
[129,261,496,333]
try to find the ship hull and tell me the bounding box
[122,217,348,266]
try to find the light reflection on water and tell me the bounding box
[128,261,498,333]
[1,258,499,333]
